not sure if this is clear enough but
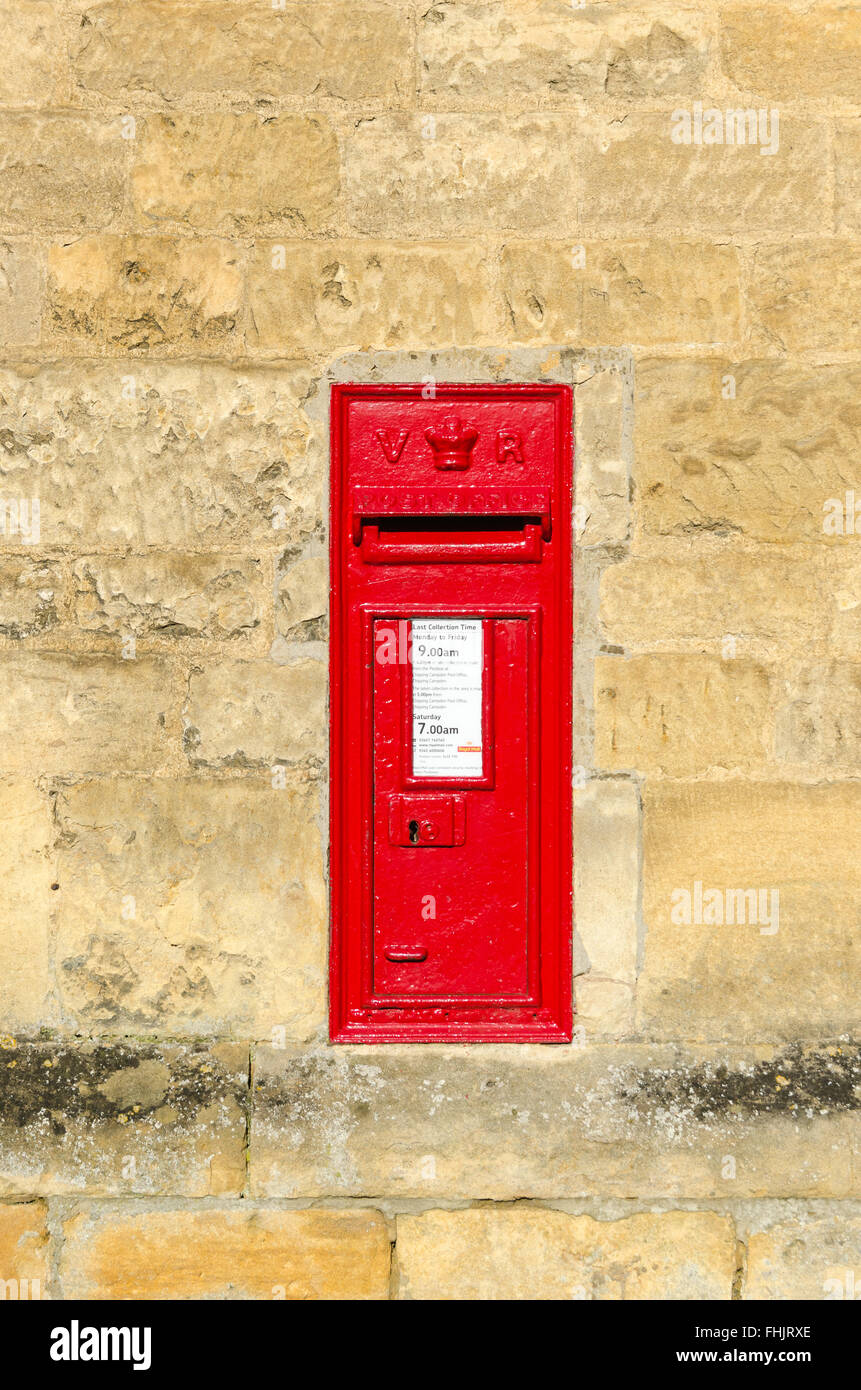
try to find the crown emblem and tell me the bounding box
[424,419,479,471]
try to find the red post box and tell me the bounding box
[329,384,573,1042]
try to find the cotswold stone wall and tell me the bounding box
[0,0,859,1300]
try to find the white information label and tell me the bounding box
[412,619,483,779]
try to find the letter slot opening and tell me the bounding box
[359,515,546,564]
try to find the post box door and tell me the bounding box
[373,615,532,1000]
[330,383,573,1043]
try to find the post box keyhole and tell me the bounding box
[408,819,420,844]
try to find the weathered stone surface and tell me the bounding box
[0,556,63,640]
[252,1043,858,1199]
[0,115,125,235]
[0,0,68,106]
[418,1,712,106]
[502,241,741,346]
[54,774,326,1038]
[0,240,40,347]
[580,116,827,234]
[574,979,636,1038]
[633,360,861,543]
[133,114,339,234]
[0,1200,49,1297]
[574,364,630,547]
[594,653,772,776]
[747,241,861,352]
[327,343,578,389]
[184,658,326,769]
[397,1208,735,1300]
[344,116,577,236]
[46,236,244,354]
[73,554,266,644]
[0,1042,247,1197]
[775,662,861,771]
[247,241,501,354]
[639,783,861,1041]
[721,7,861,102]
[72,0,412,104]
[836,122,861,233]
[0,362,320,549]
[573,779,639,1036]
[277,554,327,640]
[600,546,830,652]
[61,1206,390,1299]
[0,654,180,774]
[0,782,54,1032]
[745,1213,861,1300]
[830,552,861,660]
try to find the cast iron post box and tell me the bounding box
[329,384,573,1042]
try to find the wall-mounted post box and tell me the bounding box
[329,384,573,1042]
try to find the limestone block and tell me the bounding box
[60,1206,390,1300]
[397,1208,735,1300]
[0,115,125,235]
[574,365,630,547]
[594,652,772,776]
[418,1,712,106]
[745,1213,861,1300]
[0,1201,49,1299]
[55,774,326,1038]
[0,362,320,549]
[0,1042,247,1197]
[73,554,266,644]
[639,782,861,1040]
[721,7,861,102]
[343,115,578,236]
[747,242,861,352]
[0,557,63,640]
[580,116,827,235]
[247,240,501,355]
[47,236,244,355]
[0,1,68,106]
[0,654,181,775]
[600,547,830,652]
[502,241,741,346]
[133,114,339,234]
[184,658,326,769]
[251,1043,857,1200]
[0,240,40,348]
[0,782,54,1032]
[71,0,412,105]
[633,360,861,543]
[277,555,327,640]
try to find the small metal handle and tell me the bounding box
[384,947,428,962]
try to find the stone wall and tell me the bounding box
[0,0,858,1300]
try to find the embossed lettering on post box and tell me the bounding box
[329,384,573,1042]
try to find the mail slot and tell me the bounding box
[329,384,573,1042]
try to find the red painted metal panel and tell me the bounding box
[329,384,573,1042]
